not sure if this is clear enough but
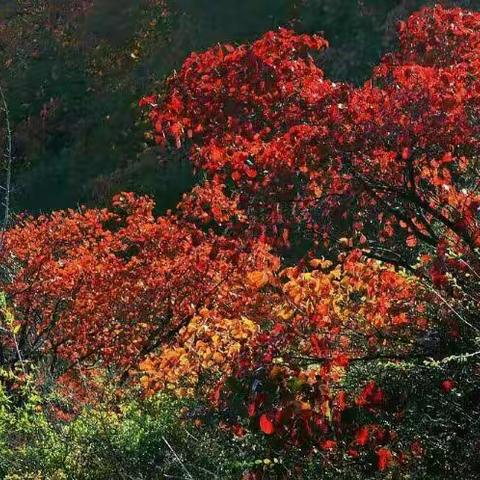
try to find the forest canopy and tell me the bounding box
[1,2,480,479]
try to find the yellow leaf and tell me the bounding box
[277,307,294,320]
[322,400,332,422]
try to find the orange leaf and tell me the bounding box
[247,271,269,289]
[211,206,222,219]
[406,234,417,247]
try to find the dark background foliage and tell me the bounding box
[1,0,479,215]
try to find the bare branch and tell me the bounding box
[161,435,194,480]
[0,85,13,252]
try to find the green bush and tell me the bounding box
[0,369,268,479]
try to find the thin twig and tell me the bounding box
[423,281,480,335]
[161,435,194,480]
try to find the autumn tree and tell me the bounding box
[220,251,427,471]
[143,5,480,270]
[0,192,277,382]
[138,5,480,476]
[140,27,349,250]
[1,4,479,478]
[143,3,480,378]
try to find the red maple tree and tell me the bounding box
[0,192,277,379]
[1,5,479,476]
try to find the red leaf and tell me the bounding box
[401,147,411,160]
[232,424,247,438]
[335,390,347,411]
[372,387,384,405]
[356,426,370,446]
[321,440,337,450]
[377,448,393,471]
[259,414,275,435]
[441,379,455,393]
[333,354,349,367]
[411,440,424,458]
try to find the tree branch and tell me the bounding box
[0,86,12,252]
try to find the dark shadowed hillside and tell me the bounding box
[1,0,479,214]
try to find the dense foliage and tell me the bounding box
[2,3,480,479]
[1,0,449,213]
